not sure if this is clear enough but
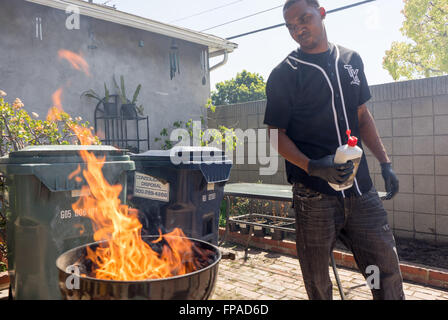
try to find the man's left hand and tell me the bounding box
[381,162,399,200]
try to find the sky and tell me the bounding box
[98,0,407,91]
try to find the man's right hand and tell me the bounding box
[307,155,354,184]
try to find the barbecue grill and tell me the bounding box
[56,235,222,300]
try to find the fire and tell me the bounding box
[47,88,64,121]
[68,165,81,180]
[73,223,86,236]
[55,48,199,281]
[71,146,198,280]
[58,49,91,77]
[70,124,98,146]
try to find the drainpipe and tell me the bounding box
[209,50,228,72]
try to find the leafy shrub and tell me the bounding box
[0,90,100,270]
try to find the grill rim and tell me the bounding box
[56,234,222,284]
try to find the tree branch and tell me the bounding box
[429,1,447,15]
[405,58,443,74]
[1,115,19,151]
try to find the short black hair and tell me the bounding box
[283,0,320,12]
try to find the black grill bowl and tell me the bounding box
[56,235,221,300]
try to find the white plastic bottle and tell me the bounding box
[329,130,363,191]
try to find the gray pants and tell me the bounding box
[293,183,405,300]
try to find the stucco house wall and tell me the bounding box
[0,0,234,150]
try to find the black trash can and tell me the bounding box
[128,147,232,245]
[0,145,134,300]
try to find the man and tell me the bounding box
[264,0,405,300]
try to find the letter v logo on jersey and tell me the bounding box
[344,65,361,86]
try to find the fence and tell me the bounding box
[208,75,448,243]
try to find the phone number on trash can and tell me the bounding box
[134,187,168,199]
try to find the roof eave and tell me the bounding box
[26,0,238,54]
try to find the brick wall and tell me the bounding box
[208,75,448,243]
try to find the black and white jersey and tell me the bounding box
[264,42,373,197]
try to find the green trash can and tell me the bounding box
[128,147,232,245]
[0,145,135,300]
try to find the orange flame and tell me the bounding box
[57,47,200,281]
[71,147,198,280]
[70,124,98,146]
[95,128,106,140]
[47,88,64,121]
[68,165,81,180]
[70,124,198,281]
[58,50,91,77]
[74,223,86,236]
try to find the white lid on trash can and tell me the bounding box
[131,146,232,183]
[134,146,231,164]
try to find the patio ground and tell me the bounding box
[212,242,448,300]
[1,241,448,300]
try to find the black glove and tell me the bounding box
[307,155,354,184]
[381,162,399,200]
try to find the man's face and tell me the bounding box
[283,1,325,51]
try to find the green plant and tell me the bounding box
[219,196,254,226]
[383,0,448,80]
[219,199,227,228]
[211,70,266,106]
[0,90,101,269]
[113,75,144,115]
[230,197,250,216]
[0,173,7,273]
[218,196,251,228]
[81,82,111,103]
[0,93,99,156]
[154,99,239,151]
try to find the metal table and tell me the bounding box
[221,183,347,300]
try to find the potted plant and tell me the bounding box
[253,217,268,237]
[81,83,117,116]
[113,75,144,119]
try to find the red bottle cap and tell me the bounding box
[348,136,358,147]
[346,129,358,147]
